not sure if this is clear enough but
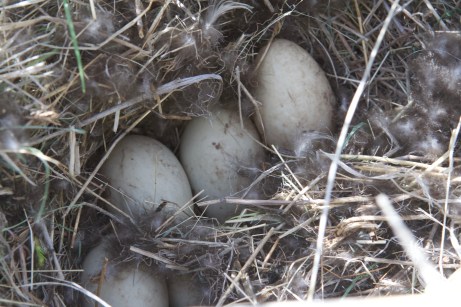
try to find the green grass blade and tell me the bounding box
[62,0,86,93]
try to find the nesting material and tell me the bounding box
[101,135,193,220]
[3,0,461,305]
[179,106,265,222]
[0,95,26,151]
[252,39,335,151]
[357,33,461,158]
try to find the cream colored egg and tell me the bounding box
[101,135,193,220]
[167,273,209,307]
[80,242,168,307]
[179,107,265,222]
[253,38,335,150]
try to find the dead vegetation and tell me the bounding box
[1,0,461,306]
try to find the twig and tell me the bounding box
[308,1,402,300]
[439,117,461,272]
[216,227,276,306]
[375,194,446,287]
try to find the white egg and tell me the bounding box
[179,107,265,222]
[167,273,209,307]
[253,38,335,151]
[80,242,168,307]
[101,135,193,221]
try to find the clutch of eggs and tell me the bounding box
[83,38,338,306]
[81,242,209,307]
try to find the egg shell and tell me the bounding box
[253,38,335,150]
[167,273,209,307]
[100,135,193,220]
[179,107,265,222]
[80,243,168,307]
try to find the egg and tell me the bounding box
[252,38,335,151]
[80,242,168,307]
[179,107,265,222]
[100,135,193,221]
[167,273,209,307]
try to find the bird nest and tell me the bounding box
[1,0,461,306]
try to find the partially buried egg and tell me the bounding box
[179,107,265,222]
[252,38,335,151]
[80,242,168,307]
[100,135,193,221]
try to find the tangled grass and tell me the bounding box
[1,0,461,305]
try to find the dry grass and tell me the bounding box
[1,0,461,306]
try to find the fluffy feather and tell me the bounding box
[201,0,252,44]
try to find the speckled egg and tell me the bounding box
[179,107,265,222]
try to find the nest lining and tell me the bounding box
[1,0,461,306]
